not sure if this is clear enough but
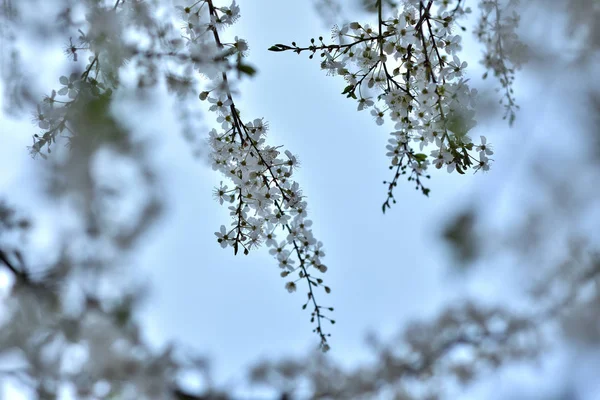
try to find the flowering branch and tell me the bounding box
[26,0,334,352]
[270,0,496,209]
[183,0,334,351]
[475,0,526,125]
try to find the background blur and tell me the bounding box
[1,0,600,398]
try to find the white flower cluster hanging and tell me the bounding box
[270,0,496,211]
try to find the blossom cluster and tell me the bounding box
[28,0,225,159]
[29,68,113,158]
[270,0,494,211]
[179,0,334,350]
[28,2,128,158]
[475,0,527,125]
[27,0,333,351]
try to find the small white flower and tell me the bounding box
[285,281,297,293]
[213,182,230,205]
[475,152,491,172]
[279,256,295,270]
[269,241,287,256]
[371,107,384,126]
[264,230,277,247]
[234,36,248,53]
[215,225,231,248]
[476,135,494,156]
[208,96,232,114]
[32,105,50,130]
[357,97,374,111]
[58,73,80,99]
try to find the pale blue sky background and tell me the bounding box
[1,0,600,398]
